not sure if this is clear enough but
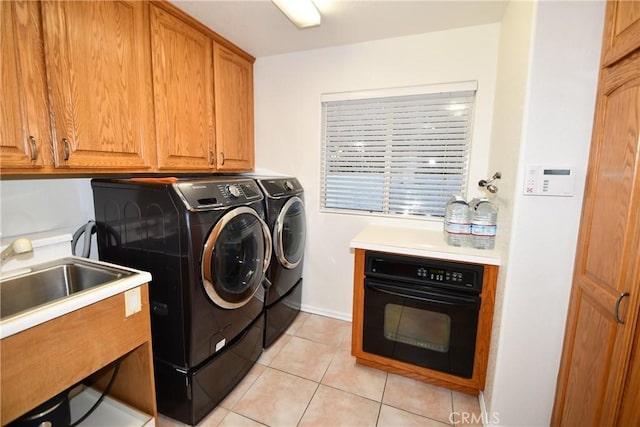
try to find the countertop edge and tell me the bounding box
[349,225,502,266]
[1,258,152,340]
[350,241,501,266]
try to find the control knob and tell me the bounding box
[283,180,294,191]
[226,184,241,198]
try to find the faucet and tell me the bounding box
[1,237,33,267]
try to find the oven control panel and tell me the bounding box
[365,251,484,293]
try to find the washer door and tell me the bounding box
[274,196,306,269]
[202,206,272,309]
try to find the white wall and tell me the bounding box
[254,24,501,319]
[484,1,605,425]
[0,178,95,238]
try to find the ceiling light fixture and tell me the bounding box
[272,0,321,29]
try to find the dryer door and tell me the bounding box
[202,206,271,309]
[274,196,306,269]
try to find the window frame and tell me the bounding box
[320,81,478,220]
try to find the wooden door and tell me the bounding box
[213,43,254,171]
[601,0,640,67]
[551,49,640,426]
[0,1,50,170]
[41,0,154,170]
[150,4,215,171]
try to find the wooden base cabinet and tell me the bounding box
[551,1,640,425]
[351,249,498,395]
[0,285,157,425]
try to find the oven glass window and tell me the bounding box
[383,304,451,353]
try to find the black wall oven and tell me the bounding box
[362,251,484,379]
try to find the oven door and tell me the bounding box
[362,278,480,378]
[201,206,272,309]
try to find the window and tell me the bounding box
[320,82,476,218]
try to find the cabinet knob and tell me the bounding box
[220,152,225,166]
[62,138,70,161]
[28,136,38,161]
[209,150,215,165]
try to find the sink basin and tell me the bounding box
[1,257,134,320]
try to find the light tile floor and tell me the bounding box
[158,312,483,427]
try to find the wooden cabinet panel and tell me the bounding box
[1,0,254,176]
[552,44,640,427]
[1,285,156,425]
[0,1,51,170]
[214,43,254,171]
[601,0,640,66]
[618,307,640,424]
[41,0,155,170]
[350,248,498,395]
[150,4,215,170]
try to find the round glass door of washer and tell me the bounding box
[202,206,271,309]
[274,196,306,269]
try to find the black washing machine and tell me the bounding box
[255,177,306,348]
[91,177,271,425]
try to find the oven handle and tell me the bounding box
[365,280,479,308]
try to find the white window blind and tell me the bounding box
[321,85,476,218]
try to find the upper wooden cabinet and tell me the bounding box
[41,0,156,171]
[214,43,255,171]
[601,0,640,66]
[150,4,215,171]
[1,0,254,176]
[0,1,51,170]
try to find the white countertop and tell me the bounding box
[350,225,501,266]
[0,257,152,339]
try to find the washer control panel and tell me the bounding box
[174,179,263,211]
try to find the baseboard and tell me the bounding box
[300,304,352,322]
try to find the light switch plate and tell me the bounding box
[125,287,142,317]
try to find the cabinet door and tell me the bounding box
[551,50,640,425]
[213,43,254,171]
[601,0,640,66]
[150,5,215,171]
[1,1,50,170]
[41,0,154,170]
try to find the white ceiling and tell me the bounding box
[170,0,508,58]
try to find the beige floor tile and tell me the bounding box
[198,406,230,426]
[298,384,380,427]
[295,314,351,347]
[257,334,291,366]
[284,311,310,335]
[270,336,336,382]
[321,349,387,401]
[157,414,186,427]
[452,392,483,426]
[218,412,267,426]
[232,367,318,426]
[382,374,453,424]
[219,363,267,410]
[378,404,452,427]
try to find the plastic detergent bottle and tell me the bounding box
[443,196,471,247]
[470,198,498,250]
